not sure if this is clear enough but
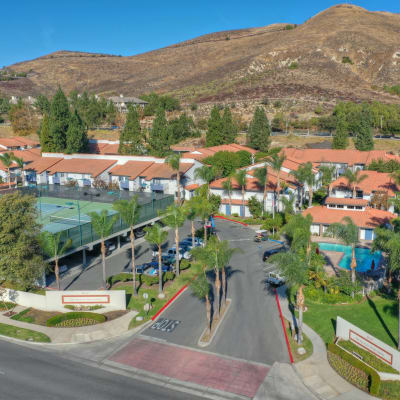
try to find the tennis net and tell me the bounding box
[49,216,90,226]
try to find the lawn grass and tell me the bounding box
[0,322,51,342]
[303,295,399,349]
[112,264,198,329]
[284,317,313,363]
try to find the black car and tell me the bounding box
[134,228,145,238]
[263,247,284,262]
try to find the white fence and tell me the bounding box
[3,289,126,312]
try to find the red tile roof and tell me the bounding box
[331,171,400,196]
[325,197,369,206]
[143,162,194,181]
[88,142,120,155]
[24,157,63,174]
[0,137,39,148]
[48,158,117,178]
[184,184,199,191]
[180,144,256,161]
[109,161,154,180]
[302,206,395,229]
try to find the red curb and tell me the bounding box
[274,288,294,363]
[151,284,188,321]
[214,215,248,226]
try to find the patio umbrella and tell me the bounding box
[371,259,375,271]
[316,246,320,255]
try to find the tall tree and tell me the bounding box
[148,107,169,157]
[292,163,308,210]
[118,105,143,155]
[0,192,44,290]
[0,152,14,188]
[34,94,51,115]
[39,113,51,152]
[190,274,212,334]
[270,251,308,344]
[166,153,182,204]
[195,198,213,244]
[89,210,118,289]
[325,217,359,284]
[344,169,368,198]
[48,87,70,152]
[269,153,286,214]
[222,175,233,213]
[234,169,247,217]
[302,162,316,208]
[144,223,168,293]
[113,197,141,296]
[194,165,216,199]
[161,204,186,276]
[354,104,374,151]
[66,109,88,154]
[333,112,349,149]
[254,165,268,213]
[40,232,72,290]
[222,107,237,144]
[184,197,200,248]
[248,107,271,152]
[206,106,224,147]
[319,165,336,194]
[12,155,25,187]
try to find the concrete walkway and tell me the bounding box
[0,309,137,344]
[276,286,378,400]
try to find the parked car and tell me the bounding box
[170,246,192,260]
[266,272,285,286]
[134,228,145,238]
[254,230,268,242]
[152,254,176,265]
[263,247,284,262]
[146,265,173,276]
[152,247,190,260]
[127,262,156,274]
[180,237,203,247]
[105,240,116,256]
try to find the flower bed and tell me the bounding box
[46,312,106,328]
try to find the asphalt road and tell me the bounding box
[144,219,289,366]
[54,221,195,290]
[0,340,203,400]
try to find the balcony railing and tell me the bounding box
[120,180,129,190]
[151,183,165,192]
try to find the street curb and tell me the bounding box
[198,298,232,347]
[214,215,248,226]
[274,288,294,363]
[151,285,188,321]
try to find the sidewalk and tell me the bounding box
[0,308,138,344]
[276,286,378,400]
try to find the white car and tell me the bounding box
[152,247,190,260]
[266,272,285,286]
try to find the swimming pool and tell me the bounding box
[317,242,382,272]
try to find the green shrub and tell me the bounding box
[314,105,324,115]
[108,272,138,286]
[46,312,106,327]
[190,103,198,111]
[327,344,380,395]
[64,304,104,311]
[379,380,400,400]
[180,259,191,270]
[342,56,353,65]
[11,308,34,323]
[273,100,282,108]
[288,62,298,70]
[339,340,399,374]
[285,24,294,30]
[232,213,239,217]
[304,286,362,304]
[141,274,159,286]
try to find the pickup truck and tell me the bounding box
[266,272,285,286]
[152,247,191,260]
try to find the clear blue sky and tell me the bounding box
[1,0,399,67]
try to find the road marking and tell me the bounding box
[226,238,252,242]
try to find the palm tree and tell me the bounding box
[194,165,216,199]
[292,163,309,211]
[373,228,400,349]
[0,152,15,188]
[234,169,247,217]
[40,232,72,290]
[161,203,186,276]
[195,198,213,244]
[268,153,286,212]
[166,153,182,204]
[270,251,308,344]
[281,192,296,216]
[344,169,368,198]
[144,223,168,293]
[319,165,336,194]
[303,162,316,208]
[89,210,119,289]
[12,155,25,187]
[184,198,199,248]
[190,274,212,334]
[390,170,400,187]
[254,165,268,213]
[222,175,233,215]
[113,196,141,296]
[325,216,359,283]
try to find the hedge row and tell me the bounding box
[327,343,380,395]
[108,271,177,288]
[46,312,106,327]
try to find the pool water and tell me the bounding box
[317,242,381,272]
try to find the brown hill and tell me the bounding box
[1,4,400,106]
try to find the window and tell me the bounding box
[347,206,354,209]
[337,205,344,209]
[356,191,363,198]
[355,206,362,210]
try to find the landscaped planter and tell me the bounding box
[46,312,106,328]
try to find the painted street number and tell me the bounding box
[151,318,181,333]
